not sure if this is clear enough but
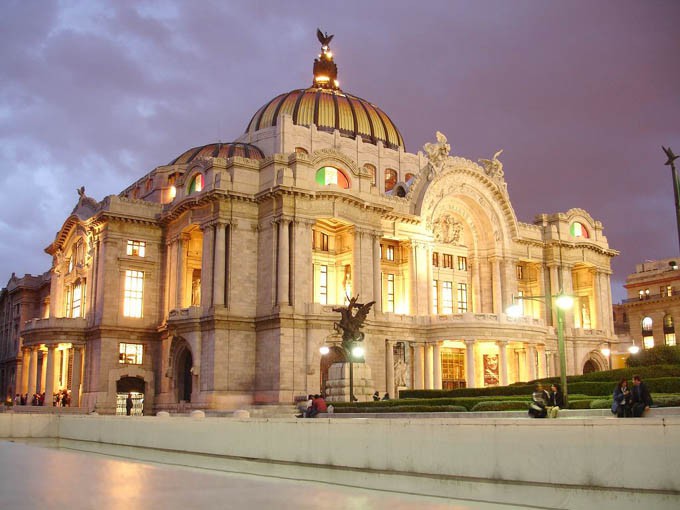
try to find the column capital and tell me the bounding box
[496,340,508,347]
[464,339,476,346]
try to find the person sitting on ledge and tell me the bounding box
[307,394,327,418]
[528,384,550,418]
[373,391,380,401]
[631,375,653,418]
[382,392,390,400]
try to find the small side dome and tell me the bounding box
[170,142,265,165]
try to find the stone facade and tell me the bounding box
[1,36,619,412]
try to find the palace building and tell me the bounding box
[0,33,619,413]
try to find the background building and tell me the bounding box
[3,35,619,413]
[622,257,680,351]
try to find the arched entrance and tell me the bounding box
[116,376,145,415]
[320,345,346,396]
[177,348,193,402]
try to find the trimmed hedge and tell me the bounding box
[568,400,593,409]
[470,401,528,412]
[589,399,613,409]
[534,364,680,385]
[626,346,680,367]
[333,405,467,413]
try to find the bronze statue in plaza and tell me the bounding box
[333,295,375,343]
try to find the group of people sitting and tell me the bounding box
[529,383,563,418]
[529,374,653,419]
[296,394,327,418]
[611,375,653,418]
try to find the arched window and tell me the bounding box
[315,166,349,188]
[188,174,203,194]
[641,316,654,349]
[570,222,589,238]
[664,314,676,346]
[385,169,397,192]
[295,147,308,155]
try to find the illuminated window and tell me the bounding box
[442,281,453,314]
[123,270,144,318]
[643,336,655,349]
[318,265,328,304]
[386,246,395,261]
[189,174,203,193]
[119,343,143,364]
[68,257,74,273]
[457,283,468,313]
[642,316,653,331]
[385,169,397,192]
[516,265,524,280]
[295,147,308,155]
[664,314,675,345]
[126,240,146,257]
[443,254,453,269]
[386,274,395,312]
[432,280,438,314]
[457,256,467,271]
[315,166,349,188]
[432,252,439,267]
[641,316,653,348]
[570,222,589,238]
[169,185,177,199]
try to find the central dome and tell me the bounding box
[245,88,404,150]
[244,30,405,151]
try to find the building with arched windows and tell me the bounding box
[622,257,680,351]
[0,34,619,412]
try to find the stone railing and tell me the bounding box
[22,317,87,332]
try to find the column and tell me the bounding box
[44,345,56,405]
[424,343,432,389]
[352,228,363,298]
[372,234,382,312]
[465,339,476,388]
[213,223,226,307]
[413,343,424,389]
[163,238,174,317]
[40,352,47,394]
[61,348,70,388]
[385,340,394,398]
[536,345,546,379]
[497,340,508,386]
[426,246,434,315]
[605,273,615,333]
[277,219,290,306]
[527,344,537,381]
[21,348,30,394]
[592,269,602,330]
[27,348,38,396]
[491,258,502,314]
[70,346,83,407]
[409,243,417,314]
[471,258,481,313]
[175,234,188,308]
[433,341,442,390]
[200,223,215,309]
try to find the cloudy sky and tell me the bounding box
[1,0,679,302]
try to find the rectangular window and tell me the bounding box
[65,287,72,317]
[71,281,83,318]
[387,274,395,312]
[643,336,654,349]
[442,281,453,314]
[665,333,676,346]
[432,280,438,314]
[119,343,143,364]
[320,233,329,251]
[123,270,144,318]
[457,256,467,271]
[126,240,146,257]
[443,254,453,269]
[457,283,468,313]
[432,252,439,267]
[386,246,395,261]
[319,265,328,305]
[516,265,523,280]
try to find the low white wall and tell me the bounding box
[2,414,679,493]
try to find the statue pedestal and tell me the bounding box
[324,362,374,403]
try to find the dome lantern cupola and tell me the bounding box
[313,29,339,90]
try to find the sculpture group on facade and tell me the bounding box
[333,296,375,343]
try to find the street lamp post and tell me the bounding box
[507,293,574,408]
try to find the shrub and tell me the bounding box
[651,395,680,407]
[333,405,467,413]
[470,401,528,412]
[567,399,593,409]
[589,399,613,409]
[627,346,680,367]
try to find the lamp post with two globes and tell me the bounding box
[506,293,574,408]
[319,341,365,402]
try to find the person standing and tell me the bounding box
[126,393,134,416]
[631,375,653,417]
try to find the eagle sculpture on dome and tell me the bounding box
[317,29,334,47]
